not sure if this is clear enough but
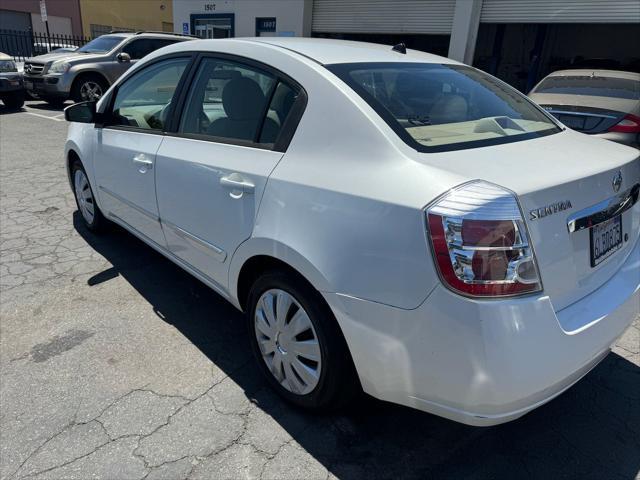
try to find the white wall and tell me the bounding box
[172,0,312,37]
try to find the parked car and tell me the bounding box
[0,52,24,109]
[529,70,640,147]
[32,42,78,56]
[23,31,193,106]
[50,46,79,54]
[64,38,640,426]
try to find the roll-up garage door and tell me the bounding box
[312,0,456,35]
[480,0,640,23]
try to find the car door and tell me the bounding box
[94,55,191,246]
[155,55,304,290]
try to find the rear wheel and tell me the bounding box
[71,160,107,232]
[72,74,108,103]
[246,271,359,410]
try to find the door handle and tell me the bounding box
[132,154,153,173]
[220,174,255,193]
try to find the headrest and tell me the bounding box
[222,77,265,120]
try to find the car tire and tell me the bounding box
[72,74,108,103]
[2,93,25,109]
[246,271,359,411]
[71,160,108,233]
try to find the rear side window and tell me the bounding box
[328,62,560,152]
[179,57,296,145]
[532,75,640,100]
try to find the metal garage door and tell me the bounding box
[312,0,456,34]
[480,0,640,23]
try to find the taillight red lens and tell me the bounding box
[426,181,542,298]
[462,219,516,247]
[608,114,640,134]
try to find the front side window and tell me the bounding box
[108,57,189,131]
[328,62,561,152]
[180,57,294,144]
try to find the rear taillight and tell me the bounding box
[426,181,542,297]
[608,114,640,134]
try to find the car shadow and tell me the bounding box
[24,100,70,111]
[0,104,25,115]
[74,213,640,479]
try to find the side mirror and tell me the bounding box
[116,52,131,63]
[64,101,96,123]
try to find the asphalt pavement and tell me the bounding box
[1,100,639,480]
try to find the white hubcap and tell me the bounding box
[254,289,322,395]
[74,170,95,224]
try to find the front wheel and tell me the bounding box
[72,74,108,103]
[71,160,107,232]
[246,271,359,410]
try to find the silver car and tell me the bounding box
[529,69,640,148]
[23,32,193,106]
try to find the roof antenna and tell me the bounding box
[392,43,406,54]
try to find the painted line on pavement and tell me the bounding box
[23,111,65,122]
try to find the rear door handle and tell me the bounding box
[220,174,255,193]
[133,154,153,173]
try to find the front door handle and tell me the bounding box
[133,154,153,173]
[220,174,255,193]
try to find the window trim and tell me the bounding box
[326,62,563,153]
[101,52,197,135]
[166,51,308,153]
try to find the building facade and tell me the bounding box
[172,0,312,38]
[172,0,640,92]
[0,0,83,36]
[79,0,174,38]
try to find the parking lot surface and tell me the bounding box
[1,101,639,480]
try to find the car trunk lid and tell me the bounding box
[529,92,640,134]
[414,129,640,311]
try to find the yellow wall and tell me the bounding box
[80,0,174,37]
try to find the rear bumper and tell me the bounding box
[325,235,639,426]
[0,75,23,93]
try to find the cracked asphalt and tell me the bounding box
[1,100,639,480]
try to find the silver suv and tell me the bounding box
[23,32,193,106]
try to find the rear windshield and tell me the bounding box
[328,63,560,152]
[77,36,125,54]
[533,75,640,100]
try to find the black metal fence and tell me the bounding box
[0,29,91,61]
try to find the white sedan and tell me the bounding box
[64,38,640,426]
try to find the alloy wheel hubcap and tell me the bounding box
[80,81,103,101]
[254,289,322,395]
[74,170,95,224]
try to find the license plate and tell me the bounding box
[589,215,623,267]
[24,80,33,90]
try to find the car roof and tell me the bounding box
[544,69,640,81]
[100,32,193,40]
[161,37,459,66]
[0,52,11,61]
[248,37,458,65]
